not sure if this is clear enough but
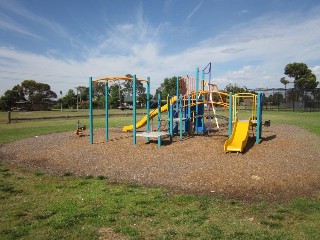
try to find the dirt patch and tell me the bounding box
[1,124,320,202]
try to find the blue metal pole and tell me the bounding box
[89,77,93,144]
[133,75,137,145]
[228,92,233,137]
[105,82,109,141]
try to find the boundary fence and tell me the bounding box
[248,88,320,112]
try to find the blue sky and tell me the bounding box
[1,0,320,96]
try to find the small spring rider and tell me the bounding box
[75,120,86,136]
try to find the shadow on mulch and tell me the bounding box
[262,134,277,142]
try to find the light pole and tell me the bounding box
[118,81,121,107]
[75,87,79,111]
[60,91,63,112]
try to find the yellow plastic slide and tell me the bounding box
[122,96,177,132]
[224,118,251,153]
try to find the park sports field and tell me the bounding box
[0,111,320,239]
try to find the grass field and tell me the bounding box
[1,110,320,239]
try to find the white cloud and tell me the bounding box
[0,0,71,43]
[1,4,320,96]
[312,65,320,80]
[187,0,204,21]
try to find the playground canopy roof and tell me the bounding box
[93,76,148,83]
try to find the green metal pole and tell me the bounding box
[105,82,109,141]
[256,92,262,144]
[228,92,233,137]
[167,96,171,140]
[133,75,137,145]
[202,69,205,93]
[195,67,199,134]
[188,94,191,133]
[157,93,161,132]
[157,93,161,147]
[176,76,179,113]
[201,68,205,134]
[167,95,170,127]
[169,103,173,142]
[89,77,93,144]
[146,77,150,143]
[179,94,183,140]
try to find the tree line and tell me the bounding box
[265,62,319,107]
[1,62,318,111]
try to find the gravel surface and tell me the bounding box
[1,123,320,202]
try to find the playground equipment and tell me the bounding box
[122,67,229,135]
[75,120,86,136]
[122,96,178,132]
[224,92,263,153]
[89,75,150,145]
[88,64,265,152]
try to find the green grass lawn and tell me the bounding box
[1,110,320,239]
[1,164,320,240]
[0,110,139,144]
[263,111,320,136]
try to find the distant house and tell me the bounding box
[13,101,32,111]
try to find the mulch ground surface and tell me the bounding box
[1,123,320,202]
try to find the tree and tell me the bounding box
[76,86,89,102]
[224,84,248,94]
[21,80,57,103]
[0,89,22,111]
[155,76,179,99]
[92,82,105,99]
[0,83,30,111]
[62,89,76,108]
[109,84,122,108]
[267,93,284,106]
[284,62,318,90]
[280,77,290,88]
[121,74,147,107]
[295,72,318,90]
[280,77,290,102]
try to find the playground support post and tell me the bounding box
[256,92,262,144]
[133,75,137,145]
[228,92,233,137]
[146,77,150,143]
[157,93,162,147]
[188,94,191,133]
[169,103,173,142]
[105,82,109,141]
[89,77,93,144]
[157,93,161,132]
[179,94,183,140]
[195,67,199,134]
[201,69,205,91]
[176,76,179,113]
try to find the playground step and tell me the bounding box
[136,131,169,138]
